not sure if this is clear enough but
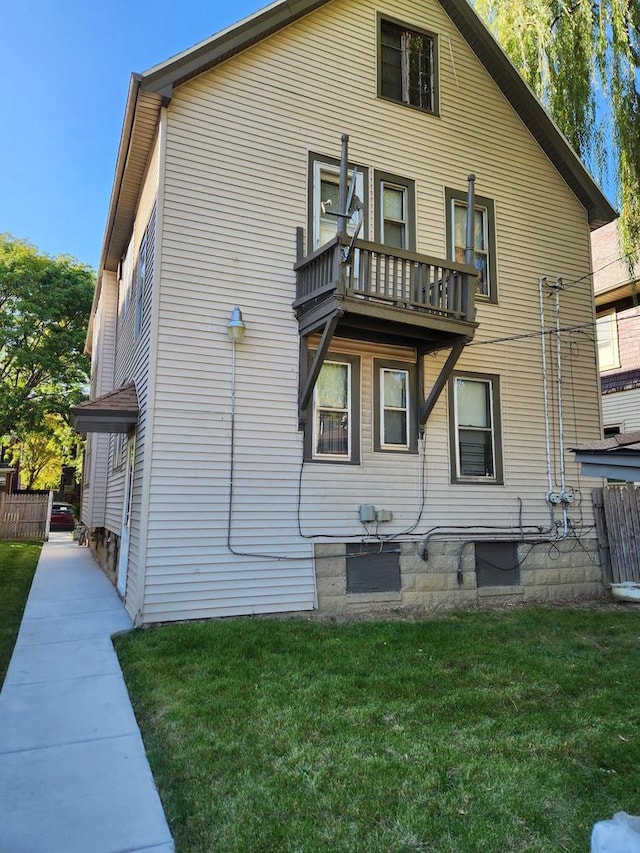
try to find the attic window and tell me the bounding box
[379,17,438,115]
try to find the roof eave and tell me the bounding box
[140,0,615,230]
[89,78,166,353]
[70,410,139,434]
[141,0,329,94]
[94,0,616,346]
[436,0,616,229]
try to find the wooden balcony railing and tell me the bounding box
[294,236,477,325]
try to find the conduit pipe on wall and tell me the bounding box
[552,278,569,536]
[538,276,556,530]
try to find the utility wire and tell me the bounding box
[563,252,638,290]
[466,305,640,349]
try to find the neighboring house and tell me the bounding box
[573,431,640,481]
[0,462,16,495]
[592,220,640,439]
[72,0,615,626]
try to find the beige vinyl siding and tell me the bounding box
[103,137,159,616]
[142,0,601,620]
[602,389,640,434]
[82,273,118,527]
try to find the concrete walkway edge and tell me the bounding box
[0,537,174,853]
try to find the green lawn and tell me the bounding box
[0,540,41,686]
[115,608,640,853]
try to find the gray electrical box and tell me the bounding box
[376,509,393,523]
[358,504,376,523]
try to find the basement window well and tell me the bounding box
[475,541,519,587]
[346,542,401,593]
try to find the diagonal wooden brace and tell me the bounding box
[298,312,341,429]
[419,339,466,431]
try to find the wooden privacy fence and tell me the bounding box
[592,484,640,585]
[0,492,51,541]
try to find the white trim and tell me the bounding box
[379,181,408,249]
[116,436,135,598]
[312,359,352,460]
[380,367,410,449]
[452,198,490,297]
[133,110,167,624]
[596,310,620,371]
[312,160,365,251]
[453,375,496,480]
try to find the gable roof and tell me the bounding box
[98,0,616,283]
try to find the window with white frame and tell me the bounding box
[374,359,417,452]
[374,172,416,250]
[596,310,620,371]
[310,156,366,251]
[314,361,351,458]
[117,250,133,318]
[83,436,92,488]
[307,354,360,463]
[378,17,438,114]
[112,433,125,471]
[134,236,146,338]
[450,373,503,483]
[445,188,497,302]
[381,368,409,447]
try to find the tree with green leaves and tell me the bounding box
[0,235,94,441]
[472,0,640,258]
[7,414,83,490]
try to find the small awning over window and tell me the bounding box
[71,383,139,434]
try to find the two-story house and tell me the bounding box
[73,0,615,625]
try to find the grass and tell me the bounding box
[115,608,640,852]
[0,540,41,687]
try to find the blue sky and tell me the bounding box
[2,1,617,273]
[0,0,267,270]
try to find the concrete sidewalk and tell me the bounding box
[0,536,174,853]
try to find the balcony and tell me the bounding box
[293,232,479,429]
[293,234,478,347]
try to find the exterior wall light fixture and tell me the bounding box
[227,307,246,342]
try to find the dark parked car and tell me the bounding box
[50,501,76,532]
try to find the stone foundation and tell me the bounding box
[314,538,603,617]
[88,527,120,585]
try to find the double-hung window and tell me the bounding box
[450,373,503,483]
[112,433,125,471]
[134,236,146,339]
[309,155,366,252]
[374,359,418,452]
[445,188,497,302]
[374,172,416,250]
[378,17,438,115]
[307,354,361,463]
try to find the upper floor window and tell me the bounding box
[309,155,366,251]
[117,251,132,318]
[134,235,147,339]
[449,373,503,484]
[445,188,498,303]
[596,310,620,371]
[374,172,416,250]
[378,17,438,115]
